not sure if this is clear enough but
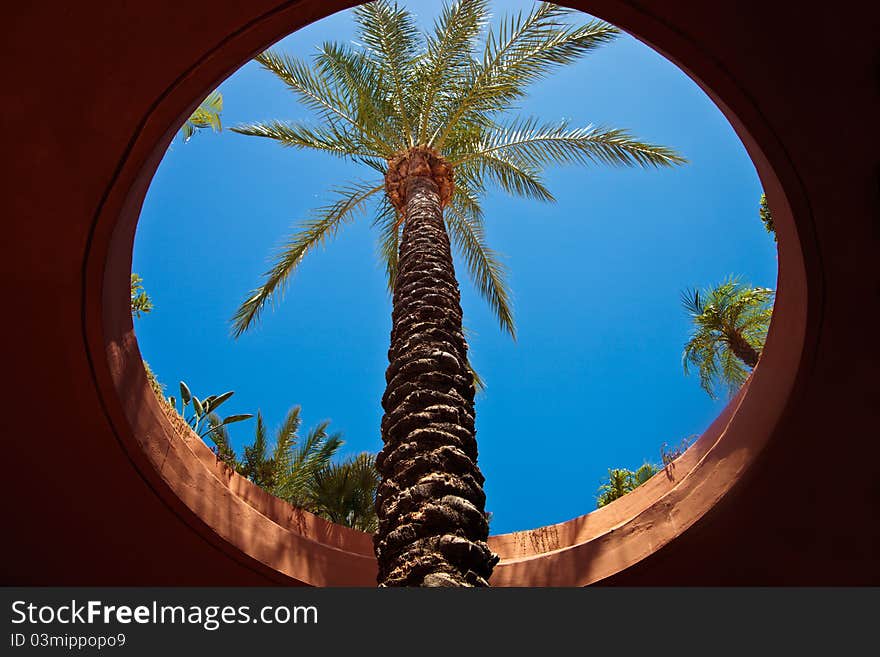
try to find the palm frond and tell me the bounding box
[181,90,223,142]
[240,412,271,485]
[468,357,487,393]
[372,199,402,291]
[274,421,344,505]
[680,287,704,317]
[414,0,489,143]
[314,41,400,154]
[433,5,619,147]
[461,325,487,393]
[445,199,515,337]
[459,151,555,202]
[255,50,363,135]
[683,333,721,399]
[719,343,749,395]
[230,120,380,159]
[269,406,302,487]
[306,452,379,531]
[451,168,487,218]
[353,0,420,146]
[453,118,686,169]
[682,276,774,398]
[231,181,384,336]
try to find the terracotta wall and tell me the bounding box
[1,0,877,585]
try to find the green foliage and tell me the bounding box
[759,193,776,241]
[130,273,153,318]
[596,468,635,507]
[230,0,685,341]
[232,407,345,503]
[199,403,378,530]
[180,90,223,142]
[595,436,699,508]
[169,380,254,440]
[596,462,660,508]
[681,276,774,399]
[142,359,165,398]
[304,453,380,532]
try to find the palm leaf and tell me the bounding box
[314,41,399,154]
[459,151,555,202]
[306,452,379,531]
[254,50,364,136]
[445,199,515,337]
[231,181,384,336]
[453,118,686,169]
[353,0,420,146]
[230,120,379,159]
[276,421,343,504]
[269,406,302,490]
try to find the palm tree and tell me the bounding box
[595,462,659,507]
[305,453,381,532]
[230,0,685,586]
[758,193,776,241]
[180,90,223,142]
[130,273,153,317]
[682,277,774,399]
[208,405,344,504]
[596,468,633,507]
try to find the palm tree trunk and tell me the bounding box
[727,331,760,368]
[374,158,497,587]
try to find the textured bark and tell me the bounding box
[374,151,498,587]
[728,330,760,368]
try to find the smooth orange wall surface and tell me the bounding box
[2,0,878,585]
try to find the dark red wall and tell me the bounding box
[1,0,877,585]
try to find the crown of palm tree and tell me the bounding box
[230,0,685,339]
[681,276,774,399]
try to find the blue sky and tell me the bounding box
[133,0,776,534]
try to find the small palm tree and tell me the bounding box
[305,453,381,532]
[759,193,776,241]
[596,462,658,507]
[180,90,223,142]
[231,0,684,586]
[208,405,344,503]
[596,468,633,507]
[682,277,774,399]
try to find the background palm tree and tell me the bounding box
[209,405,344,502]
[682,277,774,399]
[759,192,776,241]
[596,462,659,507]
[230,0,684,586]
[130,274,153,318]
[305,453,380,532]
[208,407,381,529]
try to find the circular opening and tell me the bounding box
[88,0,809,586]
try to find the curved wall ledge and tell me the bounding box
[3,0,877,585]
[93,0,807,587]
